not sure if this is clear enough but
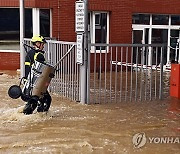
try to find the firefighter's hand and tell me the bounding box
[22,78,27,85]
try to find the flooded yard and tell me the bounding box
[0,71,179,153]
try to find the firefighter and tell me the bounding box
[23,35,52,115]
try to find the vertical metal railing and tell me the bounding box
[23,39,80,102]
[24,39,168,104]
[88,43,169,104]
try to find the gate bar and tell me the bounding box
[54,45,75,68]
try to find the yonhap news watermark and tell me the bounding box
[132,132,180,148]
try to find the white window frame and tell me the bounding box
[90,11,109,53]
[50,9,52,38]
[33,8,40,35]
[132,14,180,65]
[32,8,52,37]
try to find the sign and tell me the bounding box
[76,34,83,64]
[75,1,85,33]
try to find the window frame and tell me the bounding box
[0,8,33,51]
[132,14,180,64]
[0,8,52,52]
[90,11,109,53]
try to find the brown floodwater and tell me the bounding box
[0,71,179,153]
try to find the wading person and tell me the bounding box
[23,35,52,115]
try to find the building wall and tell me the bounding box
[132,0,180,15]
[0,0,50,8]
[0,0,179,43]
[0,0,180,70]
[51,0,180,43]
[51,0,77,41]
[0,52,20,70]
[51,0,132,43]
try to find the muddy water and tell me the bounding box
[0,71,179,154]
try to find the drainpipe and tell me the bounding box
[19,0,25,78]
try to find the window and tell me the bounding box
[152,15,169,25]
[171,15,180,25]
[132,13,180,64]
[25,9,33,38]
[170,30,179,61]
[40,9,50,37]
[0,8,19,50]
[95,13,101,25]
[89,12,109,52]
[95,13,107,47]
[0,8,32,50]
[0,8,51,50]
[132,14,150,25]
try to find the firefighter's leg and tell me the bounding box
[37,91,52,112]
[23,96,38,115]
[43,91,52,112]
[37,100,44,112]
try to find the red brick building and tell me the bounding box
[0,0,180,70]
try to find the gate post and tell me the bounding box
[79,0,88,104]
[19,0,25,78]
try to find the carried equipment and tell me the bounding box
[8,59,55,102]
[8,43,74,108]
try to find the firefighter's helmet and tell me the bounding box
[31,35,47,43]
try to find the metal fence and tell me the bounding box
[23,39,170,104]
[24,39,80,102]
[88,43,170,104]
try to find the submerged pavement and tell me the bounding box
[0,71,179,153]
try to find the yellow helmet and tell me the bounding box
[31,35,46,43]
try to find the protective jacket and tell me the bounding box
[25,48,45,78]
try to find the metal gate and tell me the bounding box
[88,43,170,104]
[24,39,80,102]
[23,39,170,104]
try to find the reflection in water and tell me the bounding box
[0,71,179,153]
[90,71,171,104]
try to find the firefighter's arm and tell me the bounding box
[24,64,31,79]
[34,52,46,62]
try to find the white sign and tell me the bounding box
[76,34,83,64]
[75,1,85,33]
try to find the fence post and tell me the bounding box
[159,46,164,99]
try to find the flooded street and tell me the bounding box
[0,71,179,153]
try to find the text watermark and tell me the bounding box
[132,132,180,148]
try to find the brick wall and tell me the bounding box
[51,0,180,43]
[0,0,179,43]
[132,0,180,14]
[0,52,20,70]
[0,0,179,70]
[0,0,50,8]
[51,0,77,41]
